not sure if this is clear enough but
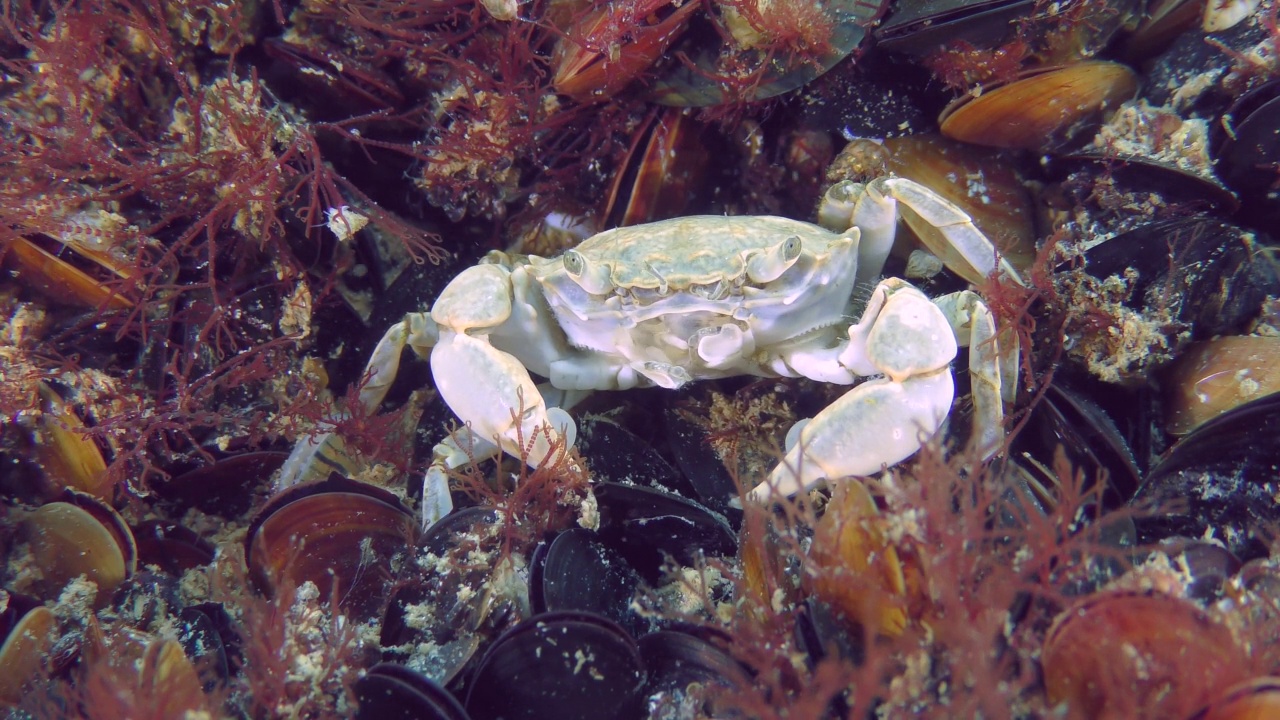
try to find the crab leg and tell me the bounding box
[819,176,1025,288]
[932,289,1015,458]
[276,313,440,489]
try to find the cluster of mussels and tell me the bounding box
[5,0,1280,718]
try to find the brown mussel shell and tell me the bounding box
[881,133,1037,277]
[0,605,57,707]
[29,383,111,500]
[1187,677,1280,720]
[939,61,1139,151]
[1164,336,1280,436]
[1042,590,1252,720]
[20,491,137,603]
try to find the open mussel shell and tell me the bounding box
[0,605,57,707]
[602,108,710,228]
[245,475,415,621]
[20,490,137,603]
[805,481,910,638]
[464,611,645,720]
[1042,590,1252,720]
[1164,336,1280,436]
[1188,677,1280,720]
[648,0,885,106]
[939,62,1138,151]
[593,482,737,581]
[138,637,208,713]
[29,382,110,499]
[4,235,133,311]
[355,663,469,720]
[530,528,646,637]
[1132,394,1280,561]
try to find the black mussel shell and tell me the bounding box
[1049,152,1239,214]
[381,507,500,685]
[795,596,866,671]
[464,611,645,720]
[1152,538,1243,602]
[1083,217,1280,341]
[593,483,738,581]
[637,630,752,719]
[112,571,184,627]
[576,416,690,496]
[1132,394,1280,560]
[356,662,470,720]
[1009,382,1143,509]
[663,408,741,519]
[1216,80,1280,227]
[153,451,288,518]
[530,528,646,637]
[648,0,884,107]
[131,519,216,574]
[178,605,233,691]
[876,0,1039,56]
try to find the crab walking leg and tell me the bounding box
[276,312,442,489]
[817,178,896,289]
[357,312,440,410]
[932,290,1015,458]
[882,177,1026,287]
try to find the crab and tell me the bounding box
[280,177,1022,526]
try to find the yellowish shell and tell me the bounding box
[1165,336,1280,435]
[940,61,1138,151]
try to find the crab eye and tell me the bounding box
[563,250,586,276]
[783,236,802,261]
[562,249,612,294]
[746,235,803,283]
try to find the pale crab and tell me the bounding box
[280,177,1022,526]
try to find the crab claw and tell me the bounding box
[431,331,576,470]
[749,279,957,502]
[751,372,954,502]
